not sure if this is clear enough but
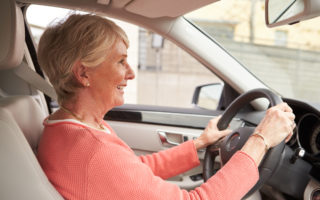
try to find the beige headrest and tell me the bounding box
[0,0,25,69]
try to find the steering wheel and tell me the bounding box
[203,88,285,196]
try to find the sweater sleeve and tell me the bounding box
[138,140,200,179]
[187,151,259,200]
[87,142,259,200]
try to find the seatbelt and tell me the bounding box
[13,62,57,100]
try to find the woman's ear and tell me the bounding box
[72,61,90,87]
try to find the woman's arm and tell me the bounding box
[87,143,258,200]
[86,103,294,200]
[138,140,200,179]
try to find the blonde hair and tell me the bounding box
[37,14,129,104]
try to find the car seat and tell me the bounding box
[0,0,63,199]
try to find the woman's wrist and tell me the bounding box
[241,135,268,166]
[193,137,207,150]
[251,132,270,152]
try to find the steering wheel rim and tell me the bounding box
[203,88,285,196]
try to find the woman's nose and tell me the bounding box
[126,63,135,80]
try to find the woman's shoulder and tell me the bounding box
[42,118,123,145]
[44,118,110,134]
[41,118,105,148]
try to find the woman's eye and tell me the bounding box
[119,59,125,64]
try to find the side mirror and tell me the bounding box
[265,0,320,27]
[192,83,224,110]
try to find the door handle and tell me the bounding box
[158,130,182,146]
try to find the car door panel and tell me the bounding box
[107,120,205,190]
[107,121,204,153]
[105,105,245,190]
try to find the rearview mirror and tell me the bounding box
[266,0,305,27]
[265,0,320,27]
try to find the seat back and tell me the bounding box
[0,96,64,200]
[0,0,63,199]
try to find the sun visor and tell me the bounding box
[0,0,25,70]
[125,0,219,18]
[96,0,110,6]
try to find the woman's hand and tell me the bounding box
[254,102,295,148]
[194,116,232,150]
[241,102,295,165]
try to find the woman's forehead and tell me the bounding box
[108,40,128,58]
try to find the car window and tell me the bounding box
[26,5,221,109]
[185,0,320,105]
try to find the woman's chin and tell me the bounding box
[114,99,124,107]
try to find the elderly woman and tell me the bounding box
[37,14,295,200]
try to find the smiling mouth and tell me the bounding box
[117,86,125,90]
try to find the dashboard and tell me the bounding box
[283,98,320,200]
[297,113,320,154]
[284,98,320,157]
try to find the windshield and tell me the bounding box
[185,0,320,104]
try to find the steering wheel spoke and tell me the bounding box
[203,145,222,178]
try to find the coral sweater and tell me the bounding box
[37,119,259,200]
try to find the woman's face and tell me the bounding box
[87,40,135,110]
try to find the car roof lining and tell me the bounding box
[18,0,219,18]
